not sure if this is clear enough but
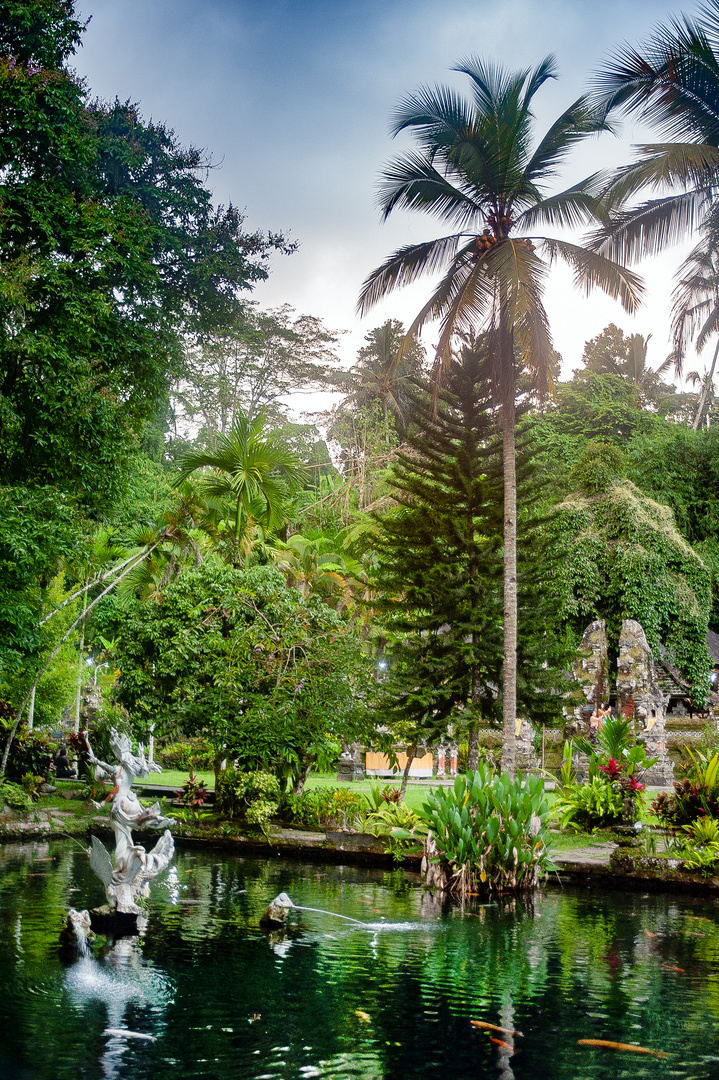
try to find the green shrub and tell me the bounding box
[177,773,209,807]
[361,799,424,862]
[159,739,215,772]
[409,766,551,896]
[279,786,365,828]
[553,723,654,830]
[554,775,624,829]
[6,729,57,782]
[672,817,719,874]
[652,749,719,826]
[0,780,32,812]
[21,773,45,801]
[216,768,280,831]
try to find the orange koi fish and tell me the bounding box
[662,965,685,973]
[643,930,658,938]
[578,1039,669,1059]
[470,1021,523,1037]
[489,1038,515,1051]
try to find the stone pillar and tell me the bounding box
[616,619,673,786]
[436,745,447,779]
[568,620,609,779]
[449,744,458,777]
[336,742,364,782]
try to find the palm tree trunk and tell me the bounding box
[500,391,518,778]
[692,338,719,430]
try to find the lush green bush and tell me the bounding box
[279,786,365,828]
[0,780,31,812]
[408,767,551,896]
[160,740,215,772]
[554,775,624,830]
[6,729,57,782]
[652,749,719,826]
[554,721,655,830]
[671,817,719,874]
[177,773,209,807]
[215,768,280,831]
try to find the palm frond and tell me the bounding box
[541,237,645,313]
[357,234,470,314]
[390,82,475,147]
[378,150,482,226]
[592,10,719,143]
[588,190,704,263]
[525,97,615,183]
[518,181,608,231]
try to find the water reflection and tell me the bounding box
[1,841,719,1078]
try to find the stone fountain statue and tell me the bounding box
[85,728,175,917]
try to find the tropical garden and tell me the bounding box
[8,0,719,893]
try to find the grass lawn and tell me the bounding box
[142,769,214,790]
[143,769,444,812]
[141,770,564,818]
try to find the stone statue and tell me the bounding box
[85,728,174,915]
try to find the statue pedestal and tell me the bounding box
[89,906,141,938]
[337,760,364,782]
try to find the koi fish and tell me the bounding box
[578,1039,669,1059]
[662,965,685,972]
[355,1010,371,1023]
[470,1021,523,1037]
[489,1038,515,1051]
[643,930,658,938]
[104,1029,156,1042]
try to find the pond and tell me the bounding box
[1,839,719,1080]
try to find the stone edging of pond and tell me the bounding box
[4,814,719,895]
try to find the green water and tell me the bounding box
[2,839,719,1079]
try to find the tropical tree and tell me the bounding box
[330,320,426,435]
[590,1,719,381]
[358,56,642,773]
[671,241,719,428]
[176,411,306,545]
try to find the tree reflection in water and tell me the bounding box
[0,841,718,1079]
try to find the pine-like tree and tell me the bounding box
[371,340,569,783]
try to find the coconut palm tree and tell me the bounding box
[670,240,719,428]
[337,319,426,435]
[590,2,719,379]
[358,56,642,774]
[176,410,306,541]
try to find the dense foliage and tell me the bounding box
[112,563,371,790]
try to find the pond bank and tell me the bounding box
[3,804,719,894]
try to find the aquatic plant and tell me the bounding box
[404,766,551,896]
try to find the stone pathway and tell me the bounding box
[552,841,617,869]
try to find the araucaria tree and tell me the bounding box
[359,57,641,773]
[372,343,570,776]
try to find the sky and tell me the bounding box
[72,0,707,403]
